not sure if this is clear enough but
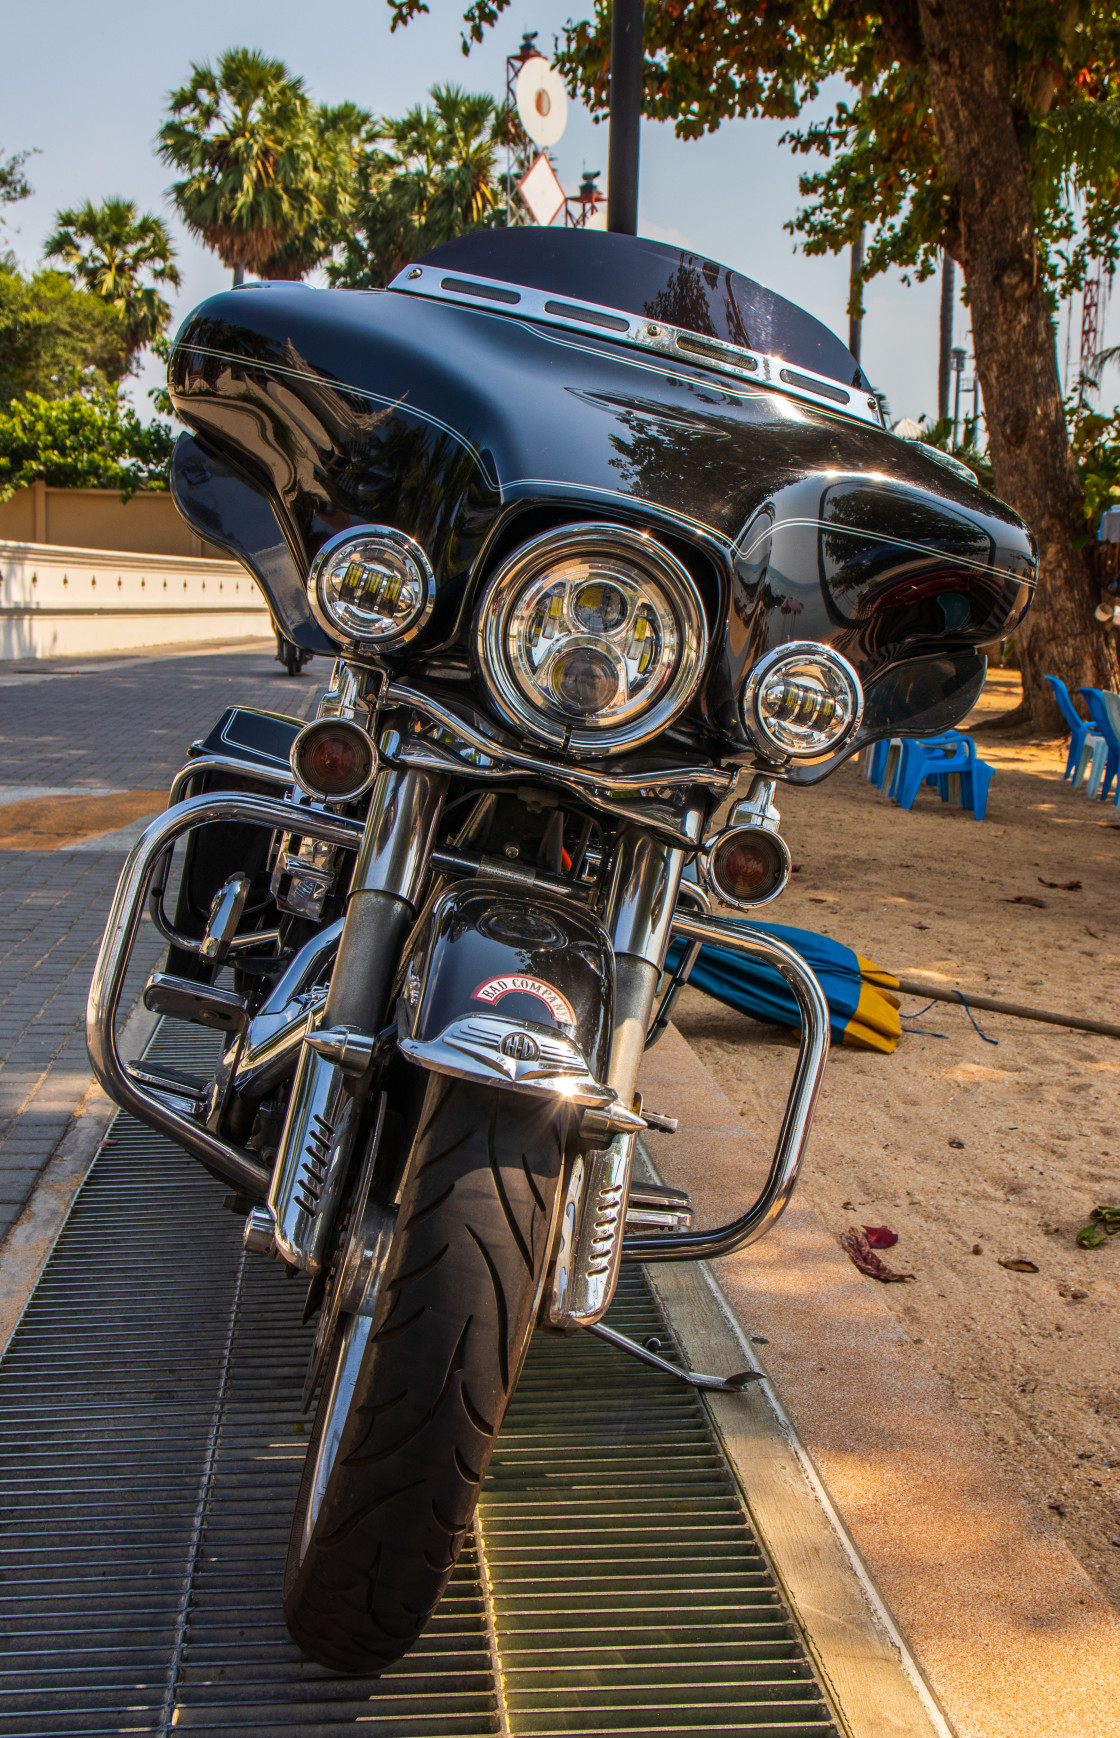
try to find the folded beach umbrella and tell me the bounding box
[667,922,902,1053]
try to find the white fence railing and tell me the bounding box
[0,540,272,660]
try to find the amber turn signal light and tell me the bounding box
[290,719,376,801]
[701,824,791,909]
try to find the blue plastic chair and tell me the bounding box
[1045,674,1102,782]
[1078,689,1120,801]
[892,731,994,819]
[865,738,901,789]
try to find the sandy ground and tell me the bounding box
[674,669,1120,1607]
[0,790,166,850]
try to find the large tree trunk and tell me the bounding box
[918,0,1120,732]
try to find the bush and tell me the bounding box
[0,257,129,406]
[0,390,174,501]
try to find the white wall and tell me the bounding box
[0,541,272,660]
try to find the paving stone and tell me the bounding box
[0,646,321,1238]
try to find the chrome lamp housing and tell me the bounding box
[474,524,709,756]
[308,525,435,647]
[741,642,864,763]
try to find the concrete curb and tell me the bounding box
[0,997,159,1359]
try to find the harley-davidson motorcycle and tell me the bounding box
[87,228,1035,1672]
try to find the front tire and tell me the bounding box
[284,1077,566,1672]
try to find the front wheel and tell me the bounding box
[284,1077,566,1672]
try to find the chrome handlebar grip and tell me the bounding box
[622,910,831,1262]
[86,792,364,1200]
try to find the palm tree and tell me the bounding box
[158,48,336,283]
[43,198,181,366]
[256,103,368,280]
[331,85,505,290]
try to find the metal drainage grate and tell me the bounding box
[0,1023,839,1737]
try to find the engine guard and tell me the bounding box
[395,880,634,1128]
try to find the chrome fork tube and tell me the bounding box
[546,825,690,1333]
[603,826,688,1108]
[261,766,447,1272]
[325,767,446,1029]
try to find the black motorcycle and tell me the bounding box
[87,228,1034,1672]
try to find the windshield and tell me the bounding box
[417,229,868,393]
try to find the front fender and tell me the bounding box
[396,880,618,1111]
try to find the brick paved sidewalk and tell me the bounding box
[0,646,321,1245]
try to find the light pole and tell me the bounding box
[848,225,865,365]
[951,346,965,445]
[938,254,955,423]
[607,0,643,235]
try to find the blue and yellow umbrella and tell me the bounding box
[666,922,903,1054]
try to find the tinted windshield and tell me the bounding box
[418,229,867,392]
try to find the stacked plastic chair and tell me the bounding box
[1079,687,1120,803]
[1045,674,1105,787]
[864,731,993,819]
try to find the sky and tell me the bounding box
[0,0,1112,425]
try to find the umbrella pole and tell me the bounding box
[893,975,1120,1041]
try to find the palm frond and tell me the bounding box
[1030,100,1120,211]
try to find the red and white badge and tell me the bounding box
[473,974,576,1025]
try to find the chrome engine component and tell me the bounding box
[546,1130,637,1331]
[86,791,364,1202]
[266,1026,358,1274]
[624,1180,692,1232]
[199,874,251,963]
[302,1093,396,1409]
[272,832,337,920]
[143,973,248,1034]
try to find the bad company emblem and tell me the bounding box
[474,974,576,1025]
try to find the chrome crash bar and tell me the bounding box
[622,911,831,1264]
[86,791,364,1200]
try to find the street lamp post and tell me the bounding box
[951,346,966,445]
[607,0,643,234]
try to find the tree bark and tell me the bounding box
[917,0,1120,732]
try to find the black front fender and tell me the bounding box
[396,880,615,1103]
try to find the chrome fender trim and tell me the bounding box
[398,1013,626,1120]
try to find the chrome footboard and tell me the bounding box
[86,792,364,1200]
[622,910,831,1263]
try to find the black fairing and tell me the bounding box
[167,229,1035,772]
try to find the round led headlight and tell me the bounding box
[741,642,863,762]
[475,525,709,754]
[308,526,434,647]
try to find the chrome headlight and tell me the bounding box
[475,525,708,754]
[741,642,864,761]
[308,526,434,646]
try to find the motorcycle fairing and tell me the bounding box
[397,881,614,1106]
[167,231,1036,759]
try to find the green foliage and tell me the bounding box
[330,85,505,290]
[0,148,35,216]
[403,2,1120,311]
[0,390,174,502]
[1068,398,1120,531]
[158,47,364,277]
[0,256,129,407]
[44,198,181,363]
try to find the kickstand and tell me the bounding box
[585,1320,763,1392]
